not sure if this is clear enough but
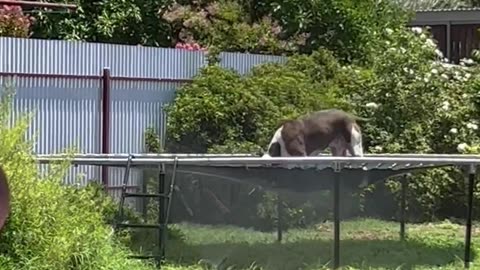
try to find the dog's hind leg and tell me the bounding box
[347,123,369,187]
[347,123,364,157]
[329,138,348,156]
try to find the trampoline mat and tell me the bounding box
[164,164,436,192]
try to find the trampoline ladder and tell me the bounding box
[115,154,178,268]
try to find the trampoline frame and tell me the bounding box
[35,153,480,269]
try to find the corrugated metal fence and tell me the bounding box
[0,37,287,198]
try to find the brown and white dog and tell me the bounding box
[262,109,368,159]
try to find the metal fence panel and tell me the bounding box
[0,75,102,186]
[0,37,288,200]
[1,37,287,79]
[108,79,179,194]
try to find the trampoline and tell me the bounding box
[34,153,480,269]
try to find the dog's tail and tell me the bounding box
[352,116,372,123]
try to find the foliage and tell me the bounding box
[164,61,346,153]
[164,219,477,270]
[145,127,164,153]
[165,22,480,225]
[30,0,172,47]
[161,0,306,55]
[0,84,156,270]
[337,26,480,221]
[253,0,410,63]
[15,0,411,65]
[0,4,35,38]
[159,0,412,63]
[392,0,471,10]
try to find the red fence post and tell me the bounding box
[101,68,111,191]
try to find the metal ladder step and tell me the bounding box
[116,154,179,268]
[124,192,169,198]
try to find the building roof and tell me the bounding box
[412,7,480,25]
[416,7,480,12]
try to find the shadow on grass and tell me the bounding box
[166,238,470,270]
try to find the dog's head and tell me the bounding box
[263,118,306,158]
[263,141,281,158]
[281,119,306,156]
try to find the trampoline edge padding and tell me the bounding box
[0,166,10,231]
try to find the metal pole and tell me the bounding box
[333,163,341,269]
[35,154,480,167]
[400,174,407,240]
[277,194,283,242]
[464,164,476,268]
[142,175,148,220]
[101,68,111,191]
[158,164,166,266]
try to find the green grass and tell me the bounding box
[153,218,480,270]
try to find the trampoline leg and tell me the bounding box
[277,194,283,242]
[158,164,166,263]
[464,165,476,269]
[333,171,341,269]
[400,175,407,241]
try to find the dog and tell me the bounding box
[262,109,368,158]
[260,109,371,189]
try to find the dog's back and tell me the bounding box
[300,109,360,154]
[263,109,366,157]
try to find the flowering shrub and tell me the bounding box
[175,41,207,51]
[162,1,306,55]
[166,23,480,224]
[0,4,35,38]
[336,25,480,220]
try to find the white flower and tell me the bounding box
[454,71,462,81]
[411,27,422,34]
[465,73,472,80]
[366,102,379,109]
[449,128,458,134]
[425,38,436,48]
[420,33,427,40]
[385,40,391,46]
[431,68,438,75]
[435,49,443,58]
[441,74,449,80]
[461,58,475,65]
[462,93,468,98]
[403,67,414,75]
[388,47,397,53]
[400,47,407,54]
[442,101,450,111]
[457,143,469,152]
[374,145,383,151]
[423,77,429,83]
[385,28,393,35]
[467,122,478,130]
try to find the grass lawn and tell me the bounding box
[152,218,480,270]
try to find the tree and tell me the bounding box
[0,4,35,38]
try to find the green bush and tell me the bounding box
[159,0,412,63]
[164,24,480,226]
[337,26,480,221]
[164,62,346,154]
[0,85,156,270]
